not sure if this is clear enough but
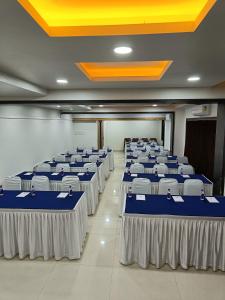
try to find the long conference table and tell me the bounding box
[0,191,88,260]
[125,162,189,174]
[17,171,99,215]
[120,173,213,215]
[120,194,225,271]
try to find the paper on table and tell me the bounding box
[172,196,184,203]
[182,175,190,178]
[206,197,219,203]
[78,173,85,176]
[51,173,59,175]
[131,174,138,177]
[136,195,146,201]
[57,192,68,199]
[24,172,32,176]
[168,156,172,158]
[158,174,165,177]
[16,192,30,198]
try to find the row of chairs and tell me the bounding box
[2,175,81,192]
[54,154,100,163]
[131,178,204,196]
[133,156,188,164]
[69,149,107,155]
[129,163,194,175]
[34,162,97,172]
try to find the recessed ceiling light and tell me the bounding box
[56,105,61,108]
[152,104,158,107]
[99,105,104,108]
[187,76,200,82]
[56,79,68,84]
[87,106,92,110]
[114,46,132,55]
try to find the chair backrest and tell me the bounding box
[84,163,97,172]
[71,154,82,162]
[183,179,204,196]
[137,156,149,163]
[55,154,66,162]
[177,156,189,164]
[178,164,194,175]
[84,149,93,154]
[61,176,80,192]
[158,178,179,195]
[130,163,145,174]
[35,163,51,172]
[31,176,50,191]
[153,164,169,174]
[133,150,142,157]
[56,163,70,172]
[156,156,168,164]
[89,155,99,162]
[99,149,107,155]
[132,178,151,194]
[3,176,22,190]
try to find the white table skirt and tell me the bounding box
[108,151,115,171]
[125,167,179,174]
[21,174,99,215]
[119,181,213,216]
[82,155,110,179]
[0,193,88,261]
[120,214,225,271]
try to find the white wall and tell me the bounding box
[73,122,98,148]
[164,118,172,151]
[103,120,162,151]
[0,105,73,183]
[174,104,218,156]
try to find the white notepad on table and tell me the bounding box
[51,173,59,176]
[131,174,138,177]
[16,192,30,198]
[182,175,190,178]
[136,195,146,201]
[206,197,219,204]
[57,192,68,199]
[158,174,165,177]
[78,173,85,176]
[168,156,172,158]
[172,196,184,203]
[24,172,32,176]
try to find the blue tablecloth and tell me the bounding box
[61,153,107,159]
[126,162,183,169]
[44,161,102,168]
[126,155,177,160]
[17,171,95,182]
[125,194,225,218]
[123,173,212,184]
[0,191,84,210]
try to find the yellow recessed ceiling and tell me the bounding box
[76,61,173,82]
[18,0,216,36]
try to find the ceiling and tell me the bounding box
[0,1,225,98]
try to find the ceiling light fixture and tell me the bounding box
[99,105,104,108]
[86,106,92,110]
[114,46,132,55]
[56,105,61,108]
[152,104,158,107]
[56,79,68,85]
[187,76,200,82]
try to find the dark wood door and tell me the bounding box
[184,119,216,180]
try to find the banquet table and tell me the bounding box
[125,162,188,174]
[17,171,99,215]
[0,191,88,260]
[126,155,177,163]
[43,161,105,193]
[120,173,213,215]
[120,194,225,271]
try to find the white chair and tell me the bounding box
[84,163,97,172]
[158,178,179,195]
[130,163,145,174]
[84,149,92,154]
[56,163,70,172]
[99,149,107,155]
[178,164,194,175]
[31,176,50,191]
[183,179,204,196]
[156,156,168,164]
[61,176,80,191]
[132,178,151,194]
[3,176,22,190]
[153,164,169,174]
[133,150,142,157]
[35,163,51,172]
[89,155,99,162]
[55,154,66,162]
[137,156,149,163]
[71,154,82,162]
[177,156,189,164]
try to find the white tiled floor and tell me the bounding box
[0,151,224,300]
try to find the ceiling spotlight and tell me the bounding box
[56,79,68,84]
[56,105,61,108]
[87,106,92,110]
[152,104,158,107]
[114,46,132,55]
[99,105,104,108]
[187,76,200,82]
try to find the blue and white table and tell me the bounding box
[0,191,88,260]
[17,171,99,215]
[120,173,213,215]
[42,161,105,193]
[120,194,225,271]
[125,162,188,174]
[126,155,177,163]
